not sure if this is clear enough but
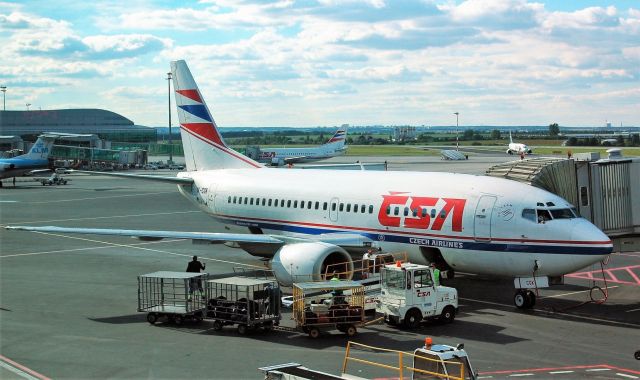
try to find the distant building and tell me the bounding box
[0,109,156,143]
[393,126,417,142]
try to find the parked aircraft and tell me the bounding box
[506,131,532,155]
[0,135,55,187]
[246,126,348,166]
[7,60,612,312]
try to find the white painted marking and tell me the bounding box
[0,361,39,380]
[508,374,534,377]
[616,373,639,379]
[27,191,173,204]
[4,231,263,268]
[460,297,640,328]
[10,210,200,225]
[0,200,18,203]
[626,308,640,313]
[0,239,182,258]
[585,368,611,372]
[477,377,493,379]
[549,370,574,374]
[539,287,619,299]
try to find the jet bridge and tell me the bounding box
[485,152,640,249]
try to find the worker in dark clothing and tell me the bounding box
[187,256,206,300]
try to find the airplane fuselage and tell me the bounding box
[176,168,611,278]
[256,144,346,163]
[0,158,50,180]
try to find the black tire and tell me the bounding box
[403,309,422,329]
[173,315,184,325]
[514,290,528,309]
[147,313,157,325]
[263,321,274,332]
[237,324,248,335]
[308,327,320,339]
[345,325,357,337]
[525,290,536,308]
[212,320,223,331]
[634,350,640,360]
[441,306,455,323]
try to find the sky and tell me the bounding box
[0,0,638,128]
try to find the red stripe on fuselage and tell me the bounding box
[212,212,611,246]
[180,126,262,168]
[176,89,202,103]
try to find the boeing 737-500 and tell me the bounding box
[0,135,55,187]
[507,131,533,155]
[7,60,612,313]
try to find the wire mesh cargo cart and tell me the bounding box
[138,271,207,325]
[206,276,281,335]
[293,281,365,338]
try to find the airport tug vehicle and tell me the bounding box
[292,280,366,338]
[206,276,281,334]
[138,271,208,325]
[376,262,458,329]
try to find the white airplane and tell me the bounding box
[248,126,348,166]
[7,60,612,312]
[506,131,532,155]
[0,135,56,187]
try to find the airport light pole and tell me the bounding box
[454,112,459,150]
[167,72,173,164]
[0,86,6,110]
[26,103,31,111]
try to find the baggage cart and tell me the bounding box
[138,271,207,325]
[293,281,365,338]
[206,276,281,335]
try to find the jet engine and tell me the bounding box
[270,157,285,167]
[270,242,354,286]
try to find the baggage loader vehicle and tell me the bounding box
[138,271,207,325]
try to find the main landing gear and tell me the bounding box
[514,290,536,309]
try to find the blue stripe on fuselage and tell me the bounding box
[221,216,611,256]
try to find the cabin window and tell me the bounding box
[287,200,291,208]
[331,203,336,211]
[386,206,391,215]
[394,207,399,216]
[404,207,409,216]
[522,208,536,222]
[268,199,272,207]
[339,203,344,212]
[346,204,351,212]
[233,196,237,204]
[300,201,305,208]
[412,208,418,217]
[227,196,231,203]
[308,202,313,210]
[421,208,427,217]
[294,200,298,208]
[439,210,446,218]
[369,205,374,214]
[360,205,366,213]
[244,197,248,204]
[323,202,328,210]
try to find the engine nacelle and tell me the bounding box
[271,242,354,286]
[270,157,284,166]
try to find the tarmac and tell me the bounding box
[1,154,639,379]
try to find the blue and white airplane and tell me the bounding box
[7,60,613,312]
[0,135,56,187]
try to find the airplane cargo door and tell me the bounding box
[329,197,339,222]
[474,195,496,241]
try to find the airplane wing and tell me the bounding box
[5,226,375,256]
[69,170,194,185]
[282,156,310,164]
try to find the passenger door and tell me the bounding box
[474,195,496,242]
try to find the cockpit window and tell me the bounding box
[522,209,536,222]
[546,202,555,207]
[537,209,552,224]
[550,208,576,219]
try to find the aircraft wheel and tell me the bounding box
[237,324,248,335]
[634,350,640,360]
[440,306,455,323]
[212,320,223,331]
[147,313,157,325]
[514,290,530,309]
[173,315,184,325]
[308,327,320,339]
[525,290,536,308]
[403,309,422,329]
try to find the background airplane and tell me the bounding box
[0,135,56,187]
[506,131,533,155]
[245,126,348,166]
[7,60,612,313]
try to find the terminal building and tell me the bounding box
[0,109,156,167]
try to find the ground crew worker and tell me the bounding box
[186,256,206,300]
[430,263,440,286]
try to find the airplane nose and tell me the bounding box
[571,219,612,261]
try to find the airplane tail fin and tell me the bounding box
[21,136,55,160]
[509,131,513,144]
[171,60,262,171]
[325,124,348,146]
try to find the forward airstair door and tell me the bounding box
[474,195,496,242]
